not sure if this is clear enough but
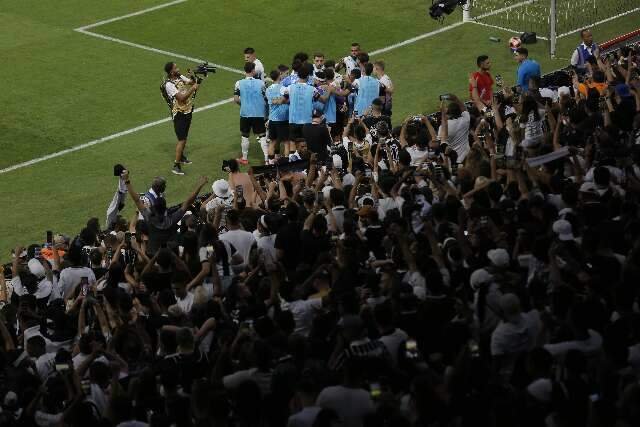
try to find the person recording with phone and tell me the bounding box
[437,93,470,163]
[162,62,199,176]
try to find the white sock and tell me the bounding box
[259,136,269,161]
[241,136,250,159]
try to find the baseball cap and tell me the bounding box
[615,83,633,98]
[552,219,574,241]
[469,268,493,290]
[487,248,510,268]
[27,259,46,279]
[499,293,522,321]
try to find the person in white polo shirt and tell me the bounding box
[438,94,471,164]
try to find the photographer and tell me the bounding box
[163,62,199,176]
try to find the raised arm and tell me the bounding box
[121,170,146,212]
[182,176,209,211]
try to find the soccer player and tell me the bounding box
[514,47,541,92]
[266,69,291,157]
[234,62,267,164]
[373,60,393,116]
[281,64,328,141]
[337,43,360,75]
[571,29,599,75]
[243,47,265,80]
[469,55,494,108]
[353,63,380,117]
[313,52,325,77]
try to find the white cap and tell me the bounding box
[557,86,571,97]
[342,173,355,186]
[212,179,232,198]
[552,219,574,241]
[27,258,46,279]
[470,268,493,290]
[487,248,510,268]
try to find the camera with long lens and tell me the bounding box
[190,62,217,84]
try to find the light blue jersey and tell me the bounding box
[287,83,315,124]
[323,87,337,124]
[354,75,380,116]
[235,78,265,118]
[266,83,289,122]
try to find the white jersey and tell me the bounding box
[253,58,265,80]
[342,55,358,75]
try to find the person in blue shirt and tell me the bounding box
[354,63,381,117]
[514,47,541,92]
[265,69,291,158]
[280,63,330,141]
[234,62,267,165]
[320,68,351,142]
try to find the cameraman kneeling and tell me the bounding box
[163,62,198,176]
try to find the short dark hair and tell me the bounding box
[293,51,309,63]
[244,61,256,74]
[351,42,360,47]
[364,62,374,76]
[278,64,289,73]
[298,63,312,79]
[476,55,489,67]
[244,47,255,54]
[164,62,175,75]
[580,28,590,37]
[226,209,240,225]
[228,158,239,172]
[324,68,335,80]
[270,69,280,81]
[515,47,529,56]
[314,52,324,58]
[357,52,369,64]
[350,68,361,79]
[592,70,605,83]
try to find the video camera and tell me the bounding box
[429,0,467,21]
[190,62,217,83]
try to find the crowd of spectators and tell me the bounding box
[2,37,640,427]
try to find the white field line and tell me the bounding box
[74,29,244,74]
[469,20,549,40]
[0,98,234,175]
[370,21,465,55]
[75,0,188,31]
[74,0,243,74]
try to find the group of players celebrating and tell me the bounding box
[162,44,393,174]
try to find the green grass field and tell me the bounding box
[1,0,638,258]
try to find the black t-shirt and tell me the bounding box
[92,267,108,281]
[275,221,303,269]
[364,225,385,259]
[611,97,636,131]
[362,114,392,137]
[299,230,331,266]
[142,270,173,293]
[303,123,332,160]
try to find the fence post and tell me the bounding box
[463,0,472,22]
[549,0,557,58]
